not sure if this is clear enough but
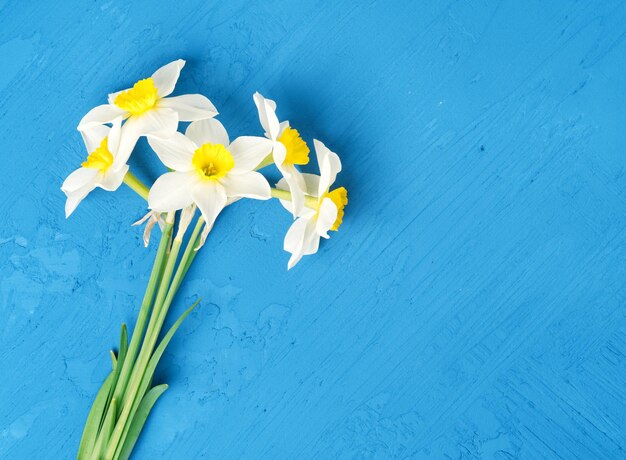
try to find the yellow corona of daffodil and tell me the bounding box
[147,118,274,247]
[275,140,348,269]
[253,92,311,218]
[61,118,129,217]
[77,59,218,165]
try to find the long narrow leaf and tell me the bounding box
[77,371,114,460]
[111,299,200,459]
[108,325,128,402]
[90,397,117,460]
[117,384,168,460]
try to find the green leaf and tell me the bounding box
[77,371,114,460]
[119,324,128,363]
[109,351,117,370]
[110,325,128,395]
[111,299,200,460]
[117,384,168,460]
[90,396,117,460]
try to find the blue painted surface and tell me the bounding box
[1,0,625,458]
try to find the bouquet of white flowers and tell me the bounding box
[62,59,348,460]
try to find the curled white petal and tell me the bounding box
[316,197,337,239]
[186,119,229,147]
[278,163,306,218]
[81,125,110,153]
[314,139,342,197]
[278,121,289,137]
[272,140,287,167]
[284,217,319,269]
[159,94,218,122]
[284,217,308,269]
[192,182,227,249]
[151,59,185,98]
[253,92,280,140]
[175,204,197,240]
[132,210,165,247]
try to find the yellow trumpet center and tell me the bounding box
[278,127,309,165]
[81,137,114,172]
[114,78,158,115]
[192,143,235,180]
[322,187,348,231]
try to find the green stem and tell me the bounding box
[106,214,204,459]
[143,216,203,355]
[111,220,173,404]
[176,216,204,291]
[255,153,274,170]
[106,214,181,454]
[271,187,319,209]
[123,171,149,201]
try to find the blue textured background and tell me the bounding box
[1,1,625,458]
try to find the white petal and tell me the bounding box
[316,198,337,238]
[220,171,270,200]
[132,107,179,136]
[81,125,110,153]
[148,171,196,212]
[284,217,309,268]
[64,185,96,218]
[185,119,229,147]
[132,211,165,247]
[159,94,218,122]
[147,132,195,171]
[272,140,287,166]
[277,163,306,218]
[301,220,321,255]
[151,59,185,98]
[314,139,342,197]
[192,181,227,231]
[78,104,127,131]
[117,108,179,163]
[253,92,280,140]
[229,136,273,172]
[98,164,129,191]
[284,217,319,269]
[114,120,141,167]
[275,175,317,217]
[107,117,122,154]
[300,173,321,197]
[278,121,290,137]
[61,167,99,194]
[63,176,99,218]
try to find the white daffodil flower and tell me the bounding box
[277,140,348,269]
[147,118,273,246]
[253,92,310,218]
[77,59,218,164]
[61,118,130,218]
